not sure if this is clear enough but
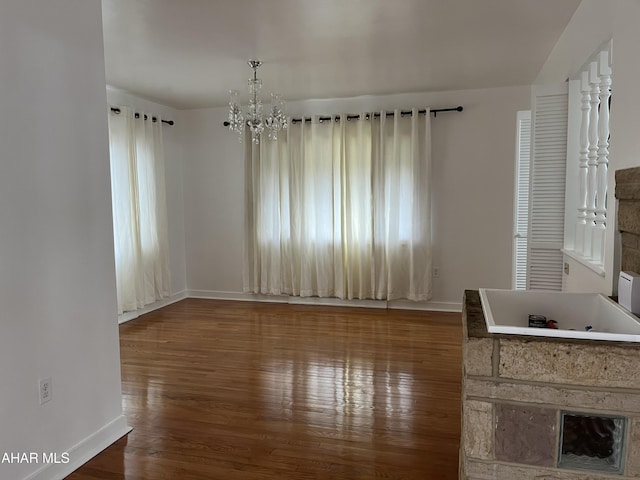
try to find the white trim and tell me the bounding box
[187,289,462,312]
[188,290,289,303]
[562,248,606,276]
[118,290,188,324]
[571,39,613,82]
[288,296,386,309]
[24,415,131,480]
[388,299,462,312]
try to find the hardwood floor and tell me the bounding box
[66,299,462,480]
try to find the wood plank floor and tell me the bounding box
[66,299,462,480]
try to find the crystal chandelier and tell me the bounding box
[227,60,287,144]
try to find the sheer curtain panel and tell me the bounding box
[108,107,171,314]
[244,109,432,301]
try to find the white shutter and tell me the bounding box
[513,111,531,290]
[527,84,568,291]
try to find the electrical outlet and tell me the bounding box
[39,377,52,405]
[433,266,440,278]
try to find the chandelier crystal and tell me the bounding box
[228,60,287,144]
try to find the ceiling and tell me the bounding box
[101,0,581,110]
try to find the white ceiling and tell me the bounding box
[101,0,581,110]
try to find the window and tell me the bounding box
[108,106,171,314]
[244,110,432,301]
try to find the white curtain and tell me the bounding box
[244,108,432,301]
[108,107,171,314]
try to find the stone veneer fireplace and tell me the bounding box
[459,291,640,479]
[459,166,640,479]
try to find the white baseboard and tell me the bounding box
[118,290,188,324]
[187,289,462,312]
[188,289,289,303]
[388,299,462,312]
[288,296,386,308]
[24,415,131,480]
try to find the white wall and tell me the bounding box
[106,87,188,300]
[607,0,640,294]
[535,0,614,85]
[535,0,640,294]
[182,107,246,297]
[609,1,640,172]
[183,86,530,308]
[0,2,129,480]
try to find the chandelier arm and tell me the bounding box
[227,60,287,144]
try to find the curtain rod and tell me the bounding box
[222,105,462,127]
[110,107,174,126]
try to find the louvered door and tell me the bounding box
[527,84,568,291]
[514,111,531,290]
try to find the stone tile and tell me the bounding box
[622,232,639,250]
[464,378,640,415]
[498,339,640,389]
[622,247,640,275]
[464,338,494,377]
[463,400,494,460]
[616,167,640,200]
[627,417,640,477]
[618,201,640,236]
[495,404,557,467]
[616,184,640,201]
[466,458,635,479]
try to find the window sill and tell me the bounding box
[562,248,606,277]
